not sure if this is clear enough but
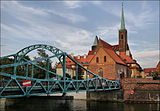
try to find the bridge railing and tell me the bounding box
[0,44,120,98]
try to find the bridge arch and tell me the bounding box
[15,44,65,62]
[0,44,120,98]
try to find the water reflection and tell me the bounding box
[0,98,159,111]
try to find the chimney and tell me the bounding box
[77,55,80,59]
[69,53,74,58]
[84,54,87,59]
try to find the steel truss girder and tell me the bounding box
[0,44,120,98]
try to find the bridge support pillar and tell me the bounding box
[62,93,66,96]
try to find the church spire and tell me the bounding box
[119,3,127,53]
[121,3,125,30]
[92,36,99,51]
[93,36,98,46]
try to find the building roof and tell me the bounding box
[57,35,138,69]
[93,36,99,46]
[112,45,119,51]
[156,61,160,71]
[120,3,126,30]
[119,52,136,64]
[56,54,94,69]
[99,39,126,65]
[88,50,94,55]
[112,44,129,52]
[143,68,157,73]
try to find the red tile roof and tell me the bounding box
[99,39,126,65]
[112,45,119,51]
[99,39,113,49]
[56,54,94,69]
[112,44,129,51]
[119,52,136,64]
[57,38,137,69]
[156,61,160,72]
[88,50,94,55]
[143,68,157,73]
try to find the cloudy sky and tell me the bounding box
[1,1,159,68]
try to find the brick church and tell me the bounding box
[56,5,142,80]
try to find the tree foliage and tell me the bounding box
[33,49,56,79]
[0,55,31,79]
[0,49,57,79]
[72,65,83,80]
[0,58,14,79]
[153,71,160,80]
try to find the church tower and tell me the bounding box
[119,3,128,52]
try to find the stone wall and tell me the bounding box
[87,89,124,102]
[87,78,160,103]
[121,78,160,102]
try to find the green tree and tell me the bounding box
[149,71,152,76]
[66,73,71,78]
[0,55,31,79]
[17,55,31,77]
[72,65,83,80]
[153,71,159,80]
[33,49,55,79]
[0,58,14,79]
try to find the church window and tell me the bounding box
[96,57,99,63]
[104,56,106,62]
[121,34,123,39]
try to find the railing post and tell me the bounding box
[86,71,88,90]
[13,55,17,76]
[45,59,50,79]
[47,59,50,92]
[62,54,66,94]
[25,64,28,78]
[76,64,78,91]
[31,65,34,78]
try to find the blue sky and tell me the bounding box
[1,1,159,68]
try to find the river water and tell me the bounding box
[0,97,159,111]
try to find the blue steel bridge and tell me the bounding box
[0,44,120,98]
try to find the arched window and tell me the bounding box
[96,57,99,63]
[121,34,123,39]
[104,56,106,62]
[99,68,103,77]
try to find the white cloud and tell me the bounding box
[95,23,120,41]
[2,1,47,16]
[46,9,86,23]
[132,50,159,68]
[2,1,86,23]
[97,2,156,31]
[134,50,159,58]
[91,1,102,5]
[125,10,152,28]
[1,1,92,56]
[64,1,81,9]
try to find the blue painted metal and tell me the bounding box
[0,44,120,98]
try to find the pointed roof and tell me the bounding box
[98,39,126,65]
[119,52,136,64]
[93,36,99,46]
[120,3,126,30]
